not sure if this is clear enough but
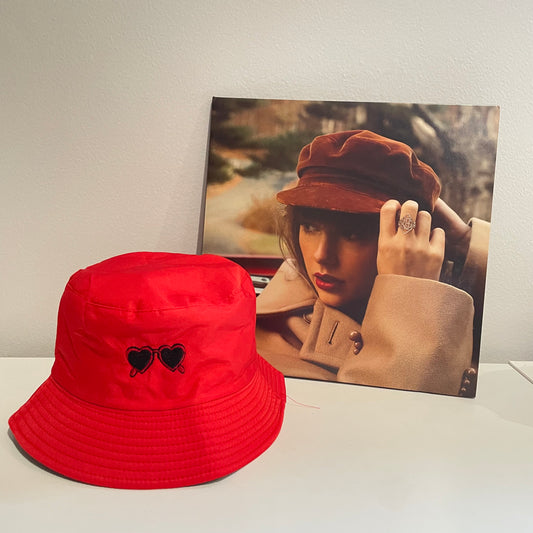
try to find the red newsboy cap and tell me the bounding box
[276,129,441,213]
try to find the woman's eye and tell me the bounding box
[344,231,361,241]
[300,222,321,233]
[342,226,376,241]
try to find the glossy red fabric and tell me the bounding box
[9,252,286,489]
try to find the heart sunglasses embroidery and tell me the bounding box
[127,344,186,377]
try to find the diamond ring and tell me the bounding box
[398,213,416,234]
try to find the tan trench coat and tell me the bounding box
[255,218,490,396]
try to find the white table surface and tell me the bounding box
[2,358,533,533]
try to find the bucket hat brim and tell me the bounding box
[9,355,285,489]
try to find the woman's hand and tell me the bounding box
[432,198,472,264]
[377,199,445,280]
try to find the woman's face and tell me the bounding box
[297,208,380,314]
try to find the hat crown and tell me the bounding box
[52,252,258,410]
[69,252,244,309]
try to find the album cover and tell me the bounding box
[200,97,499,397]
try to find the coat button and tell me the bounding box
[349,330,361,341]
[349,331,363,354]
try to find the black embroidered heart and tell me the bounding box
[158,344,185,373]
[127,347,154,377]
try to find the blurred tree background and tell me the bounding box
[204,97,499,255]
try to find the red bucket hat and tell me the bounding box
[9,252,286,489]
[277,129,441,213]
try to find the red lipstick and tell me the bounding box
[314,273,343,292]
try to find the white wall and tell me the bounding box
[1,0,532,362]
